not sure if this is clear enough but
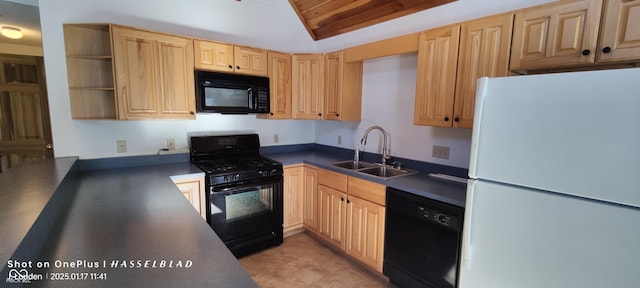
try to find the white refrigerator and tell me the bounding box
[460,68,640,288]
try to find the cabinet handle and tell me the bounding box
[444,117,449,122]
[236,66,240,70]
[318,113,322,117]
[582,49,591,56]
[336,113,340,117]
[347,199,350,204]
[341,197,344,202]
[189,111,195,115]
[228,65,233,69]
[454,117,460,122]
[270,112,274,116]
[602,47,612,54]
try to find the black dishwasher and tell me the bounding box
[384,187,464,288]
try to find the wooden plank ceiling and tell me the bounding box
[288,0,457,40]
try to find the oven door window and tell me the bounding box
[204,86,248,108]
[209,178,283,243]
[225,187,273,221]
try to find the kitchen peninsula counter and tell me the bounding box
[1,145,465,287]
[1,158,257,288]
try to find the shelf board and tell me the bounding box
[66,55,112,60]
[69,87,115,91]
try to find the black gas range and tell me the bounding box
[190,134,283,257]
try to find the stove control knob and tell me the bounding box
[223,176,228,182]
[234,174,240,181]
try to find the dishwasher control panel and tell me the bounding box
[418,205,459,229]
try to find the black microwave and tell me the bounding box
[195,70,270,114]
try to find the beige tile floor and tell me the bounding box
[239,232,394,288]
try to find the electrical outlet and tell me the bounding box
[117,140,127,153]
[273,134,279,143]
[432,145,450,160]
[167,138,176,150]
[337,135,342,145]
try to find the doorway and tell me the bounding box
[0,53,53,172]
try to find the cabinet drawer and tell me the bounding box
[318,169,348,191]
[348,177,386,206]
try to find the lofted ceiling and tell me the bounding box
[288,0,457,40]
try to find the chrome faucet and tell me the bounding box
[360,126,391,165]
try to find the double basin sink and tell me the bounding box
[331,160,417,180]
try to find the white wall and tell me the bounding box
[316,54,472,168]
[37,0,554,161]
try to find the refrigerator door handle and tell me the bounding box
[461,180,476,269]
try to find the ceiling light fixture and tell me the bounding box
[1,26,23,39]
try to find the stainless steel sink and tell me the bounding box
[358,165,417,179]
[332,160,377,170]
[331,161,417,179]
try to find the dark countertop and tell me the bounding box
[264,150,467,207]
[0,157,78,271]
[1,160,257,288]
[1,146,465,287]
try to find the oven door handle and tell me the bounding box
[209,176,283,194]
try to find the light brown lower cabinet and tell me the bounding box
[316,168,386,272]
[345,194,386,272]
[283,165,305,233]
[171,174,206,220]
[284,164,319,234]
[318,184,348,250]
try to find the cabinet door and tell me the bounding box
[259,51,292,119]
[598,0,640,62]
[303,166,319,233]
[324,52,342,120]
[454,13,513,129]
[234,46,268,76]
[318,184,347,250]
[292,54,324,119]
[113,27,158,118]
[414,25,460,127]
[176,181,201,211]
[194,40,234,73]
[156,35,196,118]
[172,176,206,220]
[510,0,603,70]
[346,195,385,272]
[325,51,363,121]
[113,26,195,119]
[283,165,304,232]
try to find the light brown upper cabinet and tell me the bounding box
[292,54,324,119]
[194,39,268,76]
[64,24,195,120]
[509,0,640,71]
[453,13,514,128]
[324,51,363,121]
[258,51,292,119]
[414,25,460,127]
[415,13,513,128]
[64,24,118,119]
[598,0,640,63]
[112,26,196,120]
